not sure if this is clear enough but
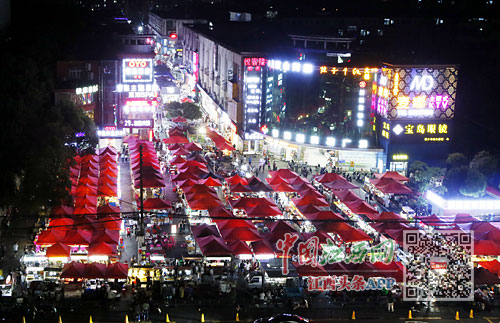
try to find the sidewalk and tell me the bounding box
[119,158,138,264]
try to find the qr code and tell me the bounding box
[403,230,473,301]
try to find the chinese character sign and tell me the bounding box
[307,275,396,292]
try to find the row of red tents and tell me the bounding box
[128,140,165,188]
[60,261,128,279]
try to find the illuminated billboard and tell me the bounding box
[122,58,153,83]
[243,57,266,136]
[122,119,154,128]
[375,66,458,120]
[380,118,451,144]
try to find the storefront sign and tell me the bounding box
[376,66,458,119]
[390,120,451,143]
[243,66,263,132]
[122,58,153,83]
[122,119,153,128]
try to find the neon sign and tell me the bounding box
[409,75,435,91]
[122,119,153,128]
[307,276,396,292]
[122,58,153,83]
[244,57,267,72]
[388,120,451,143]
[320,67,379,78]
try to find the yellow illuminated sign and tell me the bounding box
[392,154,408,161]
[319,66,380,76]
[397,96,410,109]
[393,73,399,96]
[381,121,391,139]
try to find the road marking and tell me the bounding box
[399,317,441,320]
[483,317,496,323]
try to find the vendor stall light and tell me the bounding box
[150,255,165,261]
[23,255,47,262]
[310,135,319,145]
[272,129,279,138]
[357,113,364,119]
[282,61,291,72]
[88,255,108,262]
[71,255,87,260]
[302,63,313,74]
[341,139,352,148]
[198,127,206,135]
[357,120,364,127]
[326,137,336,146]
[255,254,275,260]
[274,60,282,70]
[359,139,368,148]
[291,62,301,72]
[284,131,292,140]
[171,224,177,234]
[426,190,500,210]
[296,133,305,143]
[238,254,253,260]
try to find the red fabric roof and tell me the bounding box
[177,160,207,169]
[83,262,108,279]
[230,183,253,192]
[230,197,276,209]
[163,136,189,144]
[332,190,361,202]
[64,230,93,245]
[267,221,298,234]
[479,260,500,274]
[60,262,86,278]
[297,188,325,199]
[75,184,98,196]
[172,116,188,123]
[474,240,500,255]
[244,204,282,217]
[99,146,118,155]
[377,171,409,182]
[171,147,192,155]
[48,218,75,230]
[97,204,121,216]
[92,230,120,244]
[370,178,412,194]
[250,240,275,256]
[268,169,299,179]
[185,142,203,151]
[206,128,235,151]
[302,231,333,244]
[343,200,378,215]
[271,182,296,192]
[171,172,202,182]
[36,230,66,245]
[191,224,221,238]
[143,198,172,210]
[46,243,70,258]
[170,156,187,164]
[196,235,232,256]
[316,222,372,243]
[266,175,288,185]
[73,205,97,215]
[225,174,248,185]
[74,195,98,207]
[296,204,324,216]
[88,242,117,256]
[98,183,117,197]
[314,173,344,183]
[187,197,222,210]
[106,263,129,279]
[292,195,329,207]
[221,227,261,241]
[207,206,234,220]
[227,240,253,256]
[198,177,222,187]
[133,176,165,188]
[304,210,344,222]
[216,219,255,231]
[323,179,358,190]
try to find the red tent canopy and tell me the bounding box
[316,222,372,243]
[100,167,118,178]
[230,198,276,209]
[106,263,129,279]
[226,174,248,185]
[98,183,117,197]
[177,178,198,188]
[46,243,70,258]
[185,191,219,202]
[417,214,446,226]
[36,230,66,245]
[177,166,209,177]
[133,176,165,188]
[314,173,344,183]
[216,219,255,231]
[230,183,253,193]
[170,156,187,164]
[171,147,192,156]
[247,176,273,192]
[98,174,117,186]
[177,160,207,169]
[267,221,298,234]
[123,134,139,143]
[196,235,232,256]
[250,240,275,256]
[474,240,500,255]
[289,176,309,186]
[479,260,500,274]
[269,169,299,179]
[172,116,188,123]
[73,205,97,215]
[271,182,296,192]
[187,197,222,210]
[365,211,406,222]
[60,262,86,278]
[88,242,117,256]
[97,217,122,230]
[292,195,329,207]
[163,136,189,144]
[48,218,75,230]
[99,146,118,155]
[97,204,121,216]
[332,190,361,202]
[244,204,282,217]
[370,178,412,194]
[64,230,93,245]
[475,267,500,285]
[78,175,99,186]
[51,206,74,217]
[74,195,98,207]
[221,227,261,241]
[92,230,120,244]
[305,210,344,222]
[297,188,325,199]
[83,262,108,279]
[266,175,288,185]
[323,179,358,190]
[143,198,172,210]
[185,142,203,151]
[302,231,333,244]
[343,200,378,215]
[191,224,221,238]
[81,154,98,163]
[75,184,98,197]
[182,183,216,194]
[376,171,409,182]
[296,204,324,216]
[228,240,253,256]
[172,172,202,182]
[198,177,222,187]
[206,128,235,151]
[207,206,234,220]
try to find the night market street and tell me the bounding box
[3,1,500,322]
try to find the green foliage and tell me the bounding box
[409,160,445,194]
[181,102,203,120]
[446,152,468,168]
[470,150,498,179]
[459,168,487,198]
[443,166,468,196]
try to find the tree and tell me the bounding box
[443,166,468,196]
[470,150,498,179]
[459,168,487,198]
[408,161,445,194]
[181,102,202,120]
[446,152,468,168]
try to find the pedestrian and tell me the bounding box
[13,242,18,258]
[273,161,277,171]
[387,291,395,312]
[248,156,252,165]
[142,302,150,320]
[134,302,142,321]
[0,242,5,259]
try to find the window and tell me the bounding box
[69,69,82,79]
[384,18,391,25]
[347,25,357,32]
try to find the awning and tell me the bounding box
[46,243,70,258]
[143,198,172,210]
